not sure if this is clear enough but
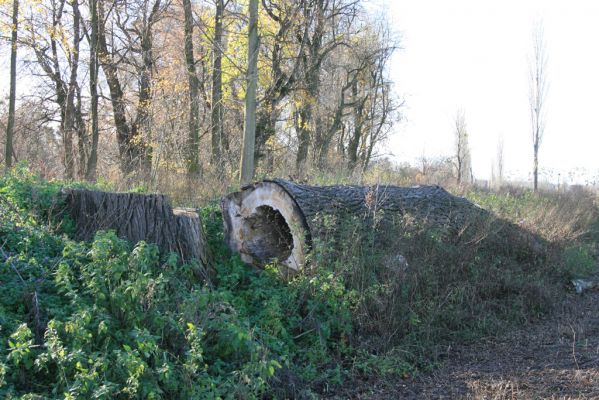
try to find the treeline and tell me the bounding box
[0,0,399,183]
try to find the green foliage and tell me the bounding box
[561,244,597,279]
[2,170,596,397]
[299,201,570,379]
[0,172,356,398]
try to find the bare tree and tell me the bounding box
[183,0,201,175]
[5,0,19,172]
[210,0,225,169]
[5,0,400,182]
[294,0,359,173]
[86,0,100,181]
[240,0,258,185]
[529,21,548,192]
[62,0,83,179]
[496,134,504,185]
[24,0,87,179]
[254,0,304,170]
[97,0,165,176]
[454,109,471,185]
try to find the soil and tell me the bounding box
[334,285,599,399]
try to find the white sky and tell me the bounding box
[380,0,599,185]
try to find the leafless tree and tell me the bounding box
[294,0,360,173]
[4,0,401,183]
[183,0,201,175]
[23,0,88,179]
[4,0,19,172]
[86,0,100,181]
[496,134,504,185]
[210,0,226,169]
[97,0,167,176]
[454,109,471,185]
[240,0,258,185]
[529,21,548,192]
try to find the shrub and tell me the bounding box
[0,172,356,398]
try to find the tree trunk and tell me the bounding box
[85,0,99,181]
[183,0,201,175]
[62,0,81,179]
[97,0,152,176]
[239,0,259,185]
[63,188,212,279]
[533,144,539,192]
[347,80,366,171]
[222,179,544,276]
[210,0,225,169]
[5,0,18,172]
[294,105,312,173]
[75,86,89,178]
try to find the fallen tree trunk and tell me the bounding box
[221,179,543,274]
[63,189,212,279]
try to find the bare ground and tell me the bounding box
[335,287,599,399]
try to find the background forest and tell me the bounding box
[0,0,399,191]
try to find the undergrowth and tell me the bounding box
[1,167,597,398]
[0,169,353,398]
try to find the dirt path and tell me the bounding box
[339,289,599,399]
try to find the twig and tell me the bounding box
[570,324,580,370]
[1,246,26,285]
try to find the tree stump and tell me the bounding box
[221,179,543,274]
[63,189,212,279]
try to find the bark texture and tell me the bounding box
[64,189,212,278]
[239,0,258,185]
[5,0,18,171]
[222,179,543,273]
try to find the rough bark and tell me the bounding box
[5,0,18,171]
[96,0,135,175]
[239,0,259,185]
[183,0,201,175]
[63,0,82,179]
[63,188,212,279]
[222,179,544,275]
[210,0,225,168]
[97,0,155,176]
[85,0,99,181]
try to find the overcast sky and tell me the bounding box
[380,0,599,185]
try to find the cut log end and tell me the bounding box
[221,181,309,273]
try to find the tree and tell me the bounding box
[5,0,19,172]
[97,0,164,176]
[3,0,399,182]
[24,0,87,179]
[496,135,504,185]
[183,0,201,175]
[239,0,258,185]
[254,0,304,170]
[62,0,83,179]
[86,0,100,181]
[529,21,548,192]
[210,0,226,170]
[453,109,471,185]
[293,0,360,173]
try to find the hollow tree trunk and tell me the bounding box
[63,189,212,280]
[221,179,543,275]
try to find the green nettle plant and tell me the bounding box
[1,168,596,398]
[0,169,357,398]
